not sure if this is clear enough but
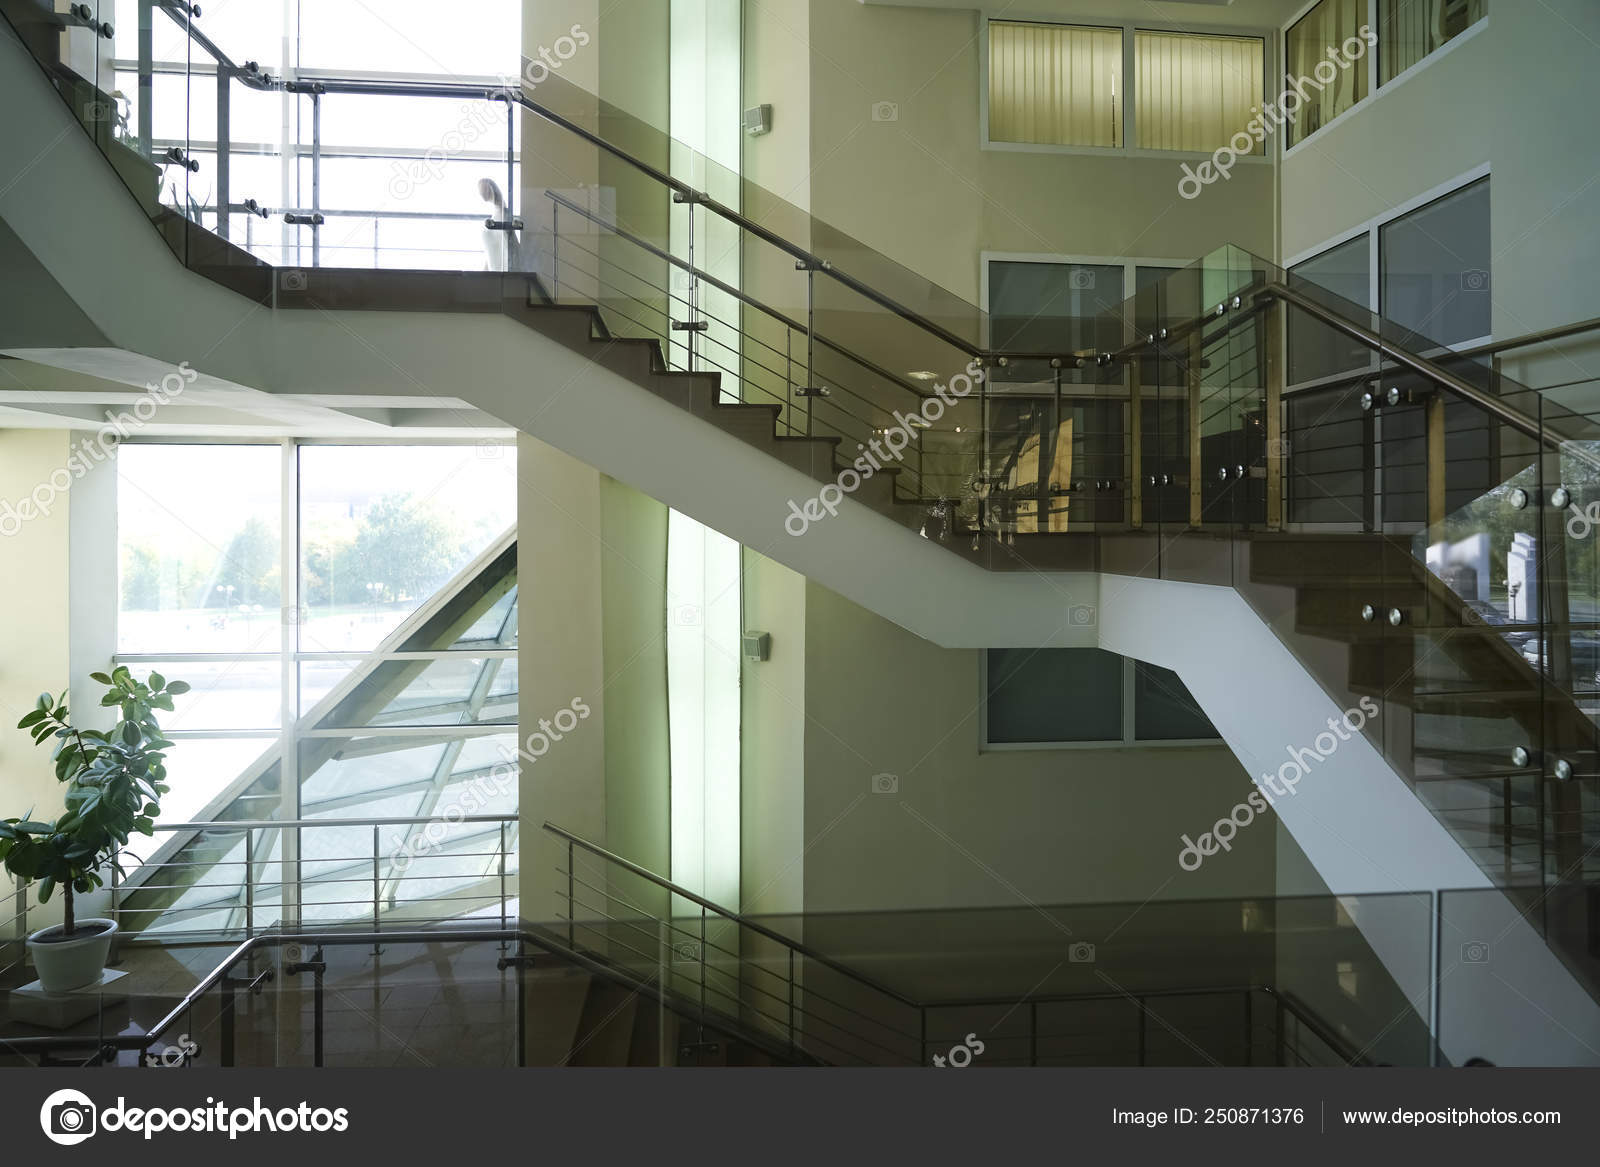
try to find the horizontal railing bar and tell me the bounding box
[546,191,938,402]
[146,815,516,831]
[545,822,918,1007]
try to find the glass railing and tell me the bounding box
[0,927,798,1068]
[549,823,1429,1066]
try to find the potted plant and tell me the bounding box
[0,668,186,993]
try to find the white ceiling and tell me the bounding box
[0,353,513,438]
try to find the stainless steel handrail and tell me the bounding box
[1257,282,1600,471]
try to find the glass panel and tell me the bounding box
[119,445,282,653]
[1289,234,1372,385]
[140,657,282,731]
[1380,0,1487,84]
[984,648,1123,743]
[1133,661,1218,740]
[150,735,278,829]
[1134,31,1265,153]
[298,445,517,652]
[988,21,1123,148]
[1284,0,1372,147]
[307,656,517,728]
[1379,178,1491,349]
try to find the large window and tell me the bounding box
[988,21,1267,156]
[988,21,1124,148]
[1134,31,1266,154]
[1380,177,1491,347]
[1379,0,1487,84]
[114,442,518,932]
[984,649,1218,747]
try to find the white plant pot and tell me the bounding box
[26,918,118,993]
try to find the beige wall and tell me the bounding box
[739,548,806,916]
[799,0,1277,305]
[517,436,671,921]
[0,430,76,931]
[782,579,1279,915]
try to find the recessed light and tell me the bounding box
[907,371,940,382]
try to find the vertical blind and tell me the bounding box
[1284,0,1368,146]
[1135,30,1265,153]
[1381,0,1487,83]
[988,21,1123,148]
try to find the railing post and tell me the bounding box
[698,906,708,1032]
[244,828,254,940]
[1425,392,1447,529]
[1188,328,1204,528]
[1265,296,1285,530]
[220,979,236,1068]
[1130,350,1144,529]
[498,821,509,948]
[215,67,231,240]
[567,839,575,948]
[371,824,381,956]
[787,947,796,1052]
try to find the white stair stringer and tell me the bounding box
[1100,573,1600,1067]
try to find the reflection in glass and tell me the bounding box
[1284,0,1371,146]
[1380,0,1487,84]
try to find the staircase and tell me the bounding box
[3,0,1599,1052]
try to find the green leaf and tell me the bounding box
[89,671,112,685]
[133,817,154,836]
[36,876,55,904]
[122,721,141,746]
[17,710,45,730]
[149,671,165,691]
[36,692,51,709]
[15,820,54,834]
[167,681,190,695]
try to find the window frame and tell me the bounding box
[1284,165,1493,358]
[980,13,1275,164]
[980,252,1200,358]
[978,650,1224,751]
[111,435,519,831]
[1280,0,1489,158]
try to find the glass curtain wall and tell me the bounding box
[113,442,518,936]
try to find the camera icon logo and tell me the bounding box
[1068,604,1097,627]
[40,1089,97,1146]
[1069,268,1096,290]
[1068,941,1096,963]
[475,439,504,460]
[279,268,308,292]
[1460,269,1489,292]
[870,772,899,795]
[870,101,899,122]
[672,940,701,963]
[673,604,702,627]
[1461,940,1491,964]
[84,100,111,123]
